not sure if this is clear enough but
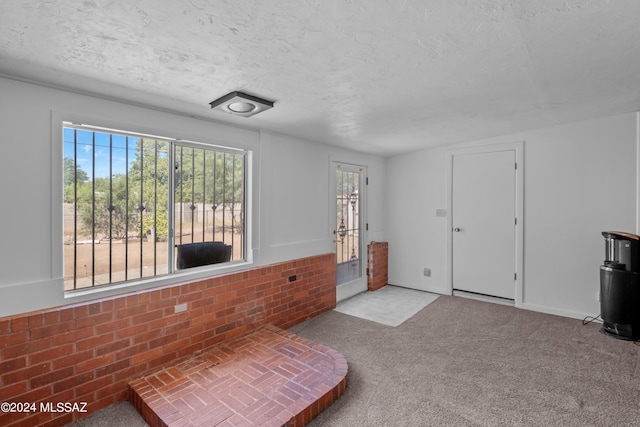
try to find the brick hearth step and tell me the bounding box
[128,324,347,426]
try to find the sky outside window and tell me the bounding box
[63,127,138,179]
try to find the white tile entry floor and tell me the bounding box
[334,285,440,327]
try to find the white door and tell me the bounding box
[452,150,516,300]
[332,162,367,302]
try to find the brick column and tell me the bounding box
[367,241,388,291]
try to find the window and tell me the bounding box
[63,123,247,291]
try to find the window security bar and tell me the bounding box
[63,124,246,291]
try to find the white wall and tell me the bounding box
[0,76,385,317]
[5,72,635,321]
[387,112,639,320]
[386,145,450,295]
[258,131,385,266]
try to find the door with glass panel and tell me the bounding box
[333,162,367,301]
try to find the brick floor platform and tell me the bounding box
[128,325,348,426]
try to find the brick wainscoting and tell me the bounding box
[0,254,336,427]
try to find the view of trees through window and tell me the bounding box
[63,125,246,291]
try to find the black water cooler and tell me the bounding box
[600,231,640,340]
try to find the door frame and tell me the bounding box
[329,159,368,302]
[445,141,524,307]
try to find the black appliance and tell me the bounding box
[600,231,640,340]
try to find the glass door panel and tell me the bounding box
[334,164,363,287]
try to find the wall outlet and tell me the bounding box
[174,303,188,313]
[423,268,431,277]
[596,291,600,302]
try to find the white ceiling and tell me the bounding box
[2,0,640,156]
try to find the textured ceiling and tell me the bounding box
[1,0,640,156]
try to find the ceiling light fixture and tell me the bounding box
[209,91,274,118]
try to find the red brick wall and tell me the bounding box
[0,253,336,427]
[367,242,388,291]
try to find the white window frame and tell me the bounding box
[52,111,255,298]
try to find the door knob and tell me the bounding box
[453,227,461,232]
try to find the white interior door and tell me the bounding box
[452,150,516,300]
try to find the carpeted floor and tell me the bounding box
[291,295,640,426]
[69,295,640,426]
[69,400,147,427]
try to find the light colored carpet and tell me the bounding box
[334,285,439,326]
[68,401,147,427]
[291,295,640,426]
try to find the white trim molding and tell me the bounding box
[445,141,525,308]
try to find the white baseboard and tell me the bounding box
[453,290,515,306]
[389,281,600,323]
[519,302,600,322]
[388,280,448,296]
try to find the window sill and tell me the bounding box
[63,259,253,299]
